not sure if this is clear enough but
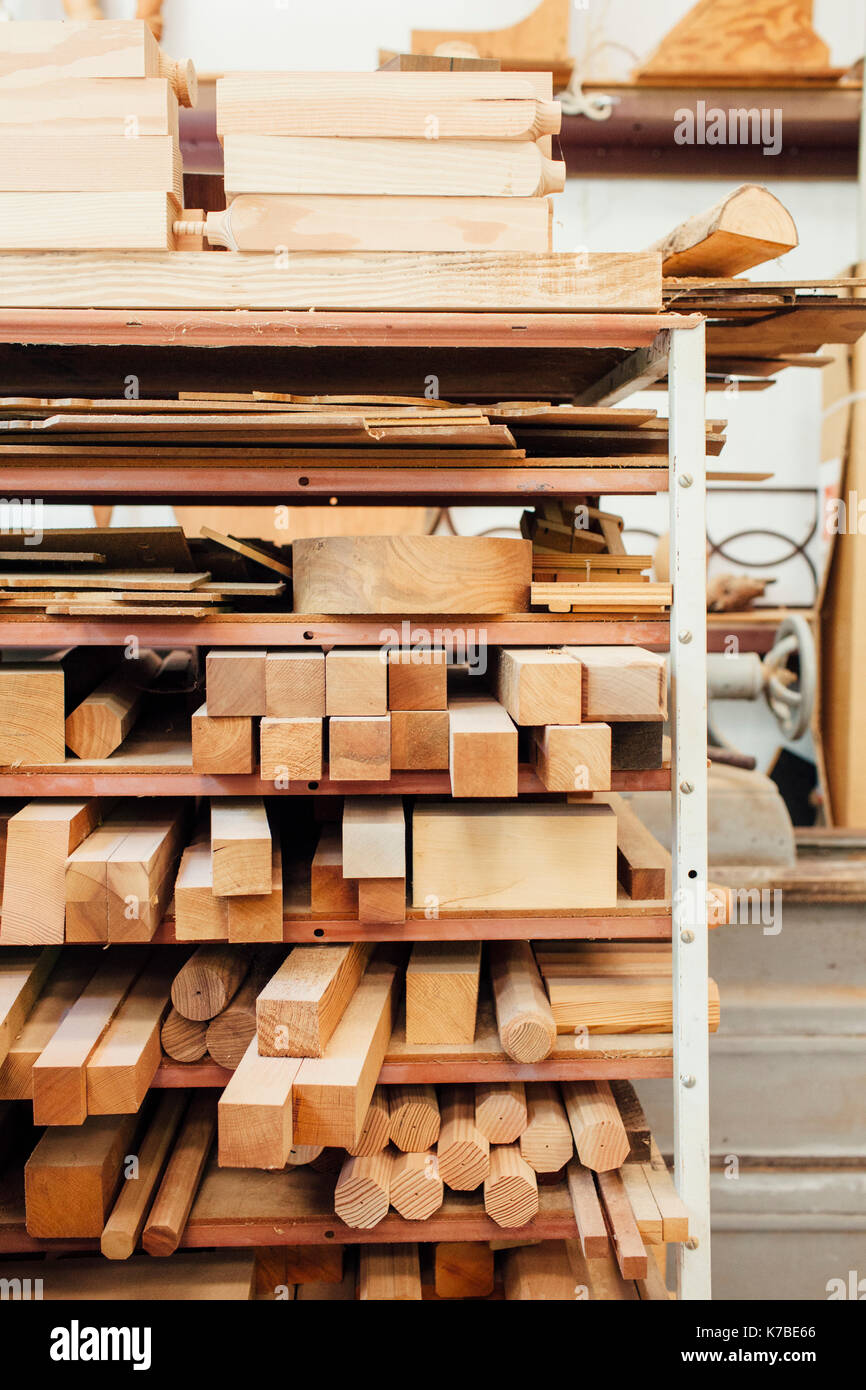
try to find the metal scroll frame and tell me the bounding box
[668,319,711,1300]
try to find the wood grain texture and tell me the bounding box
[483,1144,538,1228]
[390,1148,444,1220]
[85,953,175,1113]
[388,647,448,711]
[218,1038,300,1170]
[206,650,267,716]
[226,845,283,943]
[256,943,372,1058]
[636,0,831,79]
[504,1239,576,1299]
[390,709,450,771]
[325,649,387,716]
[265,651,325,717]
[173,839,229,941]
[0,130,182,196]
[496,647,582,725]
[101,1090,186,1259]
[405,942,481,1045]
[475,1081,528,1144]
[388,1084,441,1152]
[143,1093,216,1255]
[1,799,100,944]
[310,826,358,917]
[346,1085,391,1157]
[191,703,255,775]
[563,646,667,722]
[650,185,798,276]
[435,1241,495,1298]
[562,1080,629,1173]
[437,1084,490,1190]
[334,1149,393,1228]
[329,717,391,781]
[25,1112,138,1238]
[170,945,248,1022]
[532,722,611,791]
[448,696,518,798]
[0,20,197,107]
[566,1158,609,1259]
[359,1243,422,1300]
[0,663,64,763]
[519,1082,573,1173]
[211,798,271,897]
[342,797,405,879]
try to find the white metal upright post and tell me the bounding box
[668,320,711,1300]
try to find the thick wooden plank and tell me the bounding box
[106,805,188,942]
[390,709,450,771]
[0,19,196,106]
[0,662,65,763]
[174,839,229,941]
[5,1252,254,1298]
[325,649,387,717]
[563,646,667,721]
[211,798,272,897]
[496,647,582,725]
[448,697,517,799]
[412,802,618,912]
[0,130,181,196]
[532,722,611,791]
[0,952,93,1100]
[328,711,391,782]
[143,1093,216,1255]
[257,943,373,1058]
[0,250,661,312]
[547,976,721,1034]
[225,844,283,943]
[224,135,564,197]
[260,717,322,781]
[0,947,59,1069]
[605,792,668,899]
[292,957,400,1147]
[85,954,175,1113]
[25,1112,138,1237]
[387,648,447,711]
[0,76,178,134]
[66,819,139,943]
[620,1162,663,1244]
[342,797,405,880]
[296,535,531,615]
[405,942,481,1045]
[218,1039,299,1170]
[504,1239,576,1299]
[1,799,99,944]
[32,951,142,1125]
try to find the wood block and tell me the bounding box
[211,799,272,897]
[357,877,406,925]
[1,799,99,944]
[260,716,323,781]
[0,129,181,195]
[295,536,531,615]
[434,1242,495,1299]
[292,957,399,1147]
[0,947,59,1071]
[32,952,142,1125]
[388,1084,441,1152]
[532,723,611,792]
[0,952,92,1101]
[66,819,138,943]
[227,845,283,943]
[563,646,667,722]
[496,648,582,725]
[0,76,179,135]
[211,192,552,252]
[191,702,255,774]
[173,840,229,941]
[610,719,664,771]
[390,1149,443,1220]
[0,20,197,107]
[265,651,325,717]
[547,975,721,1034]
[358,1243,422,1301]
[483,1144,538,1228]
[284,1245,344,1285]
[390,709,450,770]
[257,942,373,1058]
[607,793,667,899]
[412,801,617,912]
[0,663,64,763]
[24,1112,138,1238]
[562,1081,629,1173]
[448,696,517,798]
[170,945,248,1022]
[206,649,267,716]
[475,1081,528,1145]
[106,805,188,941]
[437,1084,489,1190]
[85,954,175,1113]
[8,1252,254,1299]
[223,135,564,198]
[342,797,405,879]
[206,958,277,1071]
[143,1093,216,1256]
[310,826,358,916]
[519,1082,574,1173]
[325,649,387,716]
[329,716,390,781]
[334,1150,393,1229]
[388,648,447,710]
[218,1038,300,1170]
[596,1168,647,1280]
[405,942,480,1045]
[504,1240,577,1299]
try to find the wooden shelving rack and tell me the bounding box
[0,307,711,1299]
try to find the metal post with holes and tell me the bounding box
[668,320,711,1299]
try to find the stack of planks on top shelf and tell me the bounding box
[213,69,563,254]
[0,19,197,250]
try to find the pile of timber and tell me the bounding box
[0,393,725,472]
[0,19,197,251]
[212,70,563,254]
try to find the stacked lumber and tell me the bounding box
[537,942,721,1035]
[0,20,196,250]
[213,70,562,255]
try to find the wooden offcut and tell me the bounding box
[1,799,100,944]
[357,876,406,925]
[294,536,531,615]
[265,651,326,717]
[106,805,188,942]
[405,942,481,1045]
[211,799,272,897]
[652,185,798,277]
[218,1039,299,1170]
[256,943,372,1058]
[448,696,518,798]
[496,647,582,725]
[191,703,255,775]
[25,1111,138,1238]
[260,717,323,781]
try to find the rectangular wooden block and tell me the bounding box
[25,1112,138,1238]
[0,953,94,1102]
[496,648,582,725]
[191,702,255,774]
[388,648,447,710]
[563,647,667,722]
[1,799,100,944]
[66,818,139,943]
[265,650,325,717]
[547,976,721,1034]
[106,806,187,941]
[342,797,405,879]
[405,943,481,1044]
[0,20,173,87]
[0,77,179,135]
[325,649,387,716]
[211,799,272,897]
[174,840,229,941]
[292,957,399,1147]
[390,709,450,771]
[295,536,531,615]
[206,650,267,716]
[257,942,373,1057]
[610,719,664,771]
[85,954,175,1113]
[260,716,323,781]
[227,845,284,943]
[0,663,64,763]
[357,877,406,925]
[329,715,390,781]
[412,802,618,912]
[310,826,358,916]
[218,1039,301,1170]
[448,696,517,798]
[0,947,58,1070]
[0,130,182,195]
[532,723,611,792]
